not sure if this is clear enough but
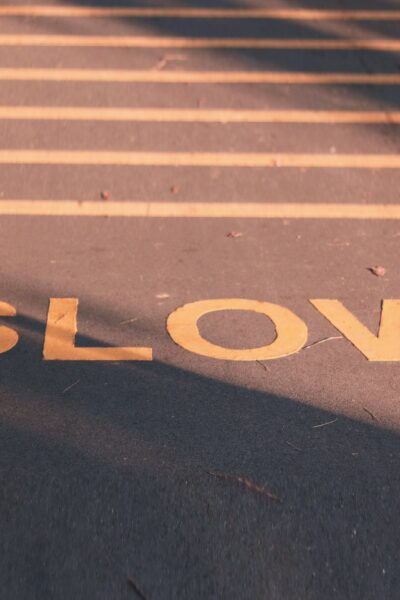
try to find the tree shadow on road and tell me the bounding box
[46,0,400,111]
[1,307,399,599]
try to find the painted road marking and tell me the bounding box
[0,150,398,168]
[3,297,400,362]
[168,299,400,362]
[43,298,152,361]
[0,201,399,219]
[1,35,400,51]
[0,107,399,124]
[0,301,19,354]
[310,299,400,362]
[0,69,398,85]
[167,299,308,361]
[0,6,399,20]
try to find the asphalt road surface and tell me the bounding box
[1,1,400,599]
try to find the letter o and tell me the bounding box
[167,298,308,361]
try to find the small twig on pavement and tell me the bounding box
[312,418,338,429]
[256,360,270,372]
[363,407,379,422]
[153,53,186,70]
[119,317,138,325]
[286,441,302,451]
[54,313,66,324]
[61,379,80,394]
[303,336,342,350]
[127,575,148,599]
[207,469,281,502]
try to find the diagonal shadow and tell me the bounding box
[1,304,399,599]
[25,0,400,113]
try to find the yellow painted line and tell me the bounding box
[0,69,399,85]
[1,35,400,51]
[0,201,399,219]
[0,106,399,124]
[0,150,398,169]
[0,6,399,20]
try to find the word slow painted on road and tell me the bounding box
[0,298,399,362]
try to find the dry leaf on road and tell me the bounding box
[368,265,386,277]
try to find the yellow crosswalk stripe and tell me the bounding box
[0,150,398,168]
[1,35,400,50]
[0,201,399,219]
[0,107,398,124]
[0,6,399,20]
[0,69,399,84]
